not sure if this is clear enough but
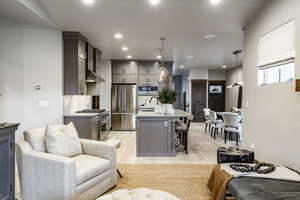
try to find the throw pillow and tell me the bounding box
[45,122,83,157]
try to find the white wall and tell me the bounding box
[189,68,209,80]
[208,70,226,81]
[243,0,300,170]
[0,21,63,140]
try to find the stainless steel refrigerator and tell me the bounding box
[111,84,136,130]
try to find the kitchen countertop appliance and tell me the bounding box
[112,84,136,130]
[76,109,110,141]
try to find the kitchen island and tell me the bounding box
[136,110,192,157]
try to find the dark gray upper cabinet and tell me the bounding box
[112,63,124,74]
[112,61,138,84]
[126,61,138,73]
[111,60,173,85]
[112,61,138,74]
[63,32,88,95]
[112,73,138,84]
[94,48,101,67]
[86,42,94,73]
[139,62,159,74]
[93,48,102,73]
[78,38,86,60]
[138,62,159,85]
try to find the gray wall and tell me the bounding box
[0,21,63,141]
[243,0,300,170]
[99,60,112,111]
[225,66,243,111]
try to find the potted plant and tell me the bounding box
[157,87,177,114]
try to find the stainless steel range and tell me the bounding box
[76,109,110,141]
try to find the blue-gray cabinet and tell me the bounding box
[136,117,176,157]
[0,124,19,200]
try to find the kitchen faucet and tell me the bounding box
[149,96,159,105]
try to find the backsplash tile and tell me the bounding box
[63,95,91,114]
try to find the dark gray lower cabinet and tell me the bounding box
[0,124,19,200]
[136,118,176,157]
[64,116,99,140]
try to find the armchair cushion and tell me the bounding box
[24,128,47,152]
[73,154,111,186]
[45,122,83,157]
[24,125,66,152]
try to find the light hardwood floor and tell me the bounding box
[110,122,237,164]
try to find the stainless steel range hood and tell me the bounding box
[86,70,105,82]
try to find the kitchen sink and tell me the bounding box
[141,110,154,112]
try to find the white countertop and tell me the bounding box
[136,109,193,119]
[63,113,99,117]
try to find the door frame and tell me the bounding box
[208,80,226,112]
[191,79,208,122]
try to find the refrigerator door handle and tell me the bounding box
[120,86,123,112]
[122,87,126,112]
[125,87,127,112]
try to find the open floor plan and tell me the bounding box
[1,0,300,200]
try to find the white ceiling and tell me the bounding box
[0,0,268,69]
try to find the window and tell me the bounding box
[257,20,295,85]
[257,62,295,85]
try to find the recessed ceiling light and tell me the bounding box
[150,0,160,5]
[204,34,216,39]
[210,0,221,5]
[82,0,95,6]
[179,65,185,69]
[222,65,227,69]
[187,56,194,59]
[114,33,123,40]
[122,47,128,51]
[127,55,132,59]
[157,55,162,59]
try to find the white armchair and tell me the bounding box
[16,128,117,200]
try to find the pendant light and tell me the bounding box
[227,50,243,88]
[158,37,170,87]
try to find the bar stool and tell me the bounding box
[175,118,191,154]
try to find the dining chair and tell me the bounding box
[222,112,242,146]
[210,111,224,139]
[203,108,211,133]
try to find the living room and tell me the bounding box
[1,0,300,200]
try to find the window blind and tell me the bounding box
[258,20,295,68]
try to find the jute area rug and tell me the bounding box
[109,164,216,200]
